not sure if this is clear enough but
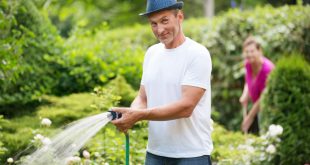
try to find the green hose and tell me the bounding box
[125,133,130,165]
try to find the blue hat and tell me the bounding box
[139,0,184,16]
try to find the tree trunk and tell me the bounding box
[204,0,214,18]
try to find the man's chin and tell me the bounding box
[159,38,171,45]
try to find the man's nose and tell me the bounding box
[157,24,165,34]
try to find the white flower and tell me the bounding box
[247,145,255,153]
[66,156,81,165]
[268,124,283,137]
[83,150,90,159]
[266,144,276,154]
[7,157,14,163]
[94,152,100,157]
[34,134,45,141]
[246,138,255,145]
[42,137,51,145]
[41,118,52,127]
[73,156,81,162]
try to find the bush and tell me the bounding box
[0,0,64,105]
[104,75,137,106]
[0,116,7,162]
[261,55,310,164]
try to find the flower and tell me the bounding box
[268,124,283,137]
[66,156,81,165]
[7,157,14,163]
[42,137,51,145]
[83,150,90,159]
[266,144,276,154]
[94,152,100,157]
[34,134,45,141]
[41,118,52,127]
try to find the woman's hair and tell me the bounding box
[243,36,262,51]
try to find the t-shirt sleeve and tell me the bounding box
[181,50,212,89]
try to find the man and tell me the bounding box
[111,0,213,164]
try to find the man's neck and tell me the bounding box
[165,33,186,49]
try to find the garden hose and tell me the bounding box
[108,111,130,165]
[125,133,130,165]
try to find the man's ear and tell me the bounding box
[178,11,184,22]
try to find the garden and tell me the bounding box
[0,0,309,164]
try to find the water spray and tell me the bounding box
[20,111,130,165]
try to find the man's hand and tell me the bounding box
[110,107,147,133]
[242,114,254,133]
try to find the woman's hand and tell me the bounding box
[242,114,254,133]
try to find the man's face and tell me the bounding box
[243,43,261,64]
[148,10,183,46]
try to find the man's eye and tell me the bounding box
[162,19,168,24]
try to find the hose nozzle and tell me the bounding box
[108,110,122,120]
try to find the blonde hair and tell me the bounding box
[243,36,262,51]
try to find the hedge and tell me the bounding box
[261,55,310,164]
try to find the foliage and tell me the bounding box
[104,75,137,106]
[214,123,283,165]
[0,0,64,105]
[0,116,8,162]
[261,55,310,164]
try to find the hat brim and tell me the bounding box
[139,2,184,16]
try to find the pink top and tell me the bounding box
[245,57,275,103]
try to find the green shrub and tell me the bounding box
[261,55,310,164]
[104,75,137,106]
[0,0,64,105]
[0,116,7,162]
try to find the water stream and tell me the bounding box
[21,112,113,165]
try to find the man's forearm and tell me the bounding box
[139,98,195,121]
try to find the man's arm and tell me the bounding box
[142,85,205,120]
[111,85,205,132]
[130,85,147,109]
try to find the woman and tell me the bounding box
[239,37,275,135]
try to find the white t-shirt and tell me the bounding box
[141,37,213,158]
